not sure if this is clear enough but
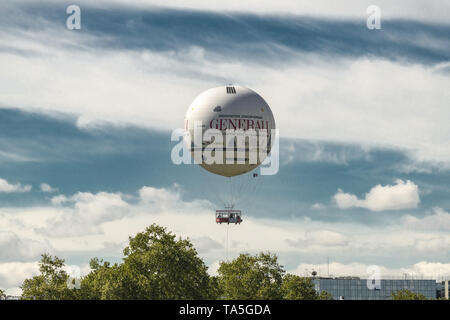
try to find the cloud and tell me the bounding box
[409,261,450,279]
[0,231,50,262]
[0,3,449,165]
[334,179,420,211]
[40,184,208,238]
[287,230,350,247]
[11,0,450,23]
[191,236,224,254]
[40,183,57,193]
[139,185,181,206]
[0,151,35,164]
[311,203,326,210]
[0,262,39,294]
[0,183,449,293]
[0,22,448,164]
[42,191,131,237]
[402,207,450,232]
[50,195,67,205]
[4,3,450,65]
[281,140,373,166]
[0,178,31,193]
[0,261,91,297]
[413,235,450,254]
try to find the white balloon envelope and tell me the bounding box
[184,85,276,177]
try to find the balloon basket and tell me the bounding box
[215,209,242,224]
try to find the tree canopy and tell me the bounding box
[21,254,79,300]
[218,252,285,299]
[19,223,332,300]
[281,274,333,300]
[81,224,218,299]
[217,252,331,300]
[391,289,429,300]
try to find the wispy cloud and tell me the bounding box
[8,0,450,24]
[39,183,58,193]
[3,3,450,64]
[1,4,449,164]
[0,178,31,193]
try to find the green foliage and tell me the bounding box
[281,274,320,300]
[217,252,285,300]
[123,224,217,299]
[317,290,334,300]
[391,289,429,300]
[19,224,336,301]
[281,274,333,300]
[0,288,5,299]
[21,254,80,300]
[209,275,224,299]
[20,225,218,300]
[81,224,218,299]
[89,257,109,270]
[80,261,133,299]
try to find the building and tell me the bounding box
[437,280,449,299]
[313,277,437,300]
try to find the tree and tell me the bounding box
[317,290,334,300]
[391,289,428,300]
[80,259,134,299]
[281,274,333,300]
[0,288,6,300]
[20,225,218,300]
[217,252,285,299]
[20,225,341,301]
[82,224,219,299]
[281,274,319,300]
[21,254,79,300]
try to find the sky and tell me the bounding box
[0,0,449,295]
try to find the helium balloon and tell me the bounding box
[185,85,276,177]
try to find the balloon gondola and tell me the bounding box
[215,208,242,224]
